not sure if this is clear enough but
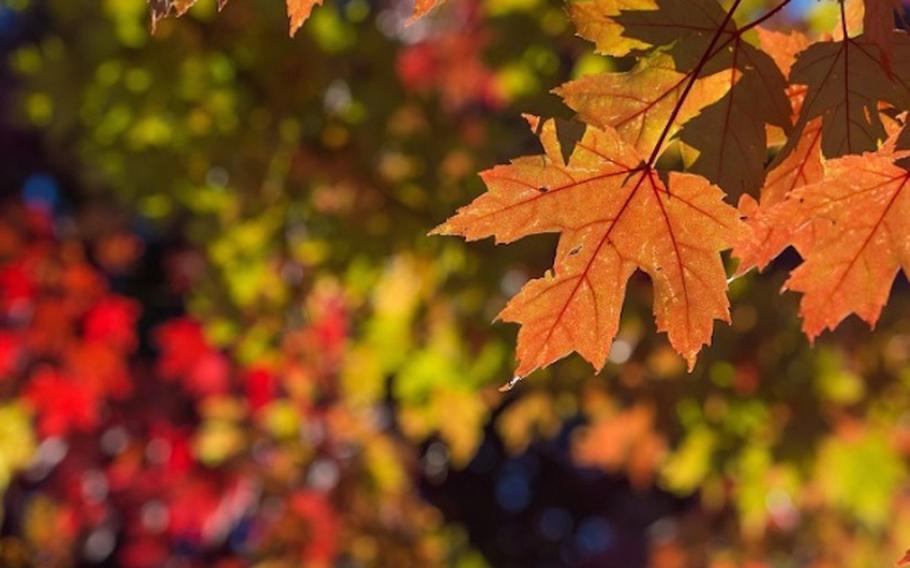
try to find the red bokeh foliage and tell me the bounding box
[396,2,503,111]
[0,201,353,566]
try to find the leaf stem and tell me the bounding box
[702,0,793,75]
[840,0,852,152]
[645,0,744,167]
[839,0,850,40]
[644,0,793,169]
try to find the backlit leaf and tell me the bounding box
[734,30,825,273]
[776,148,910,339]
[566,0,791,192]
[287,0,323,36]
[556,53,734,157]
[434,117,746,375]
[789,25,910,157]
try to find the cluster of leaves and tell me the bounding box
[439,0,910,381]
[9,0,910,565]
[491,268,910,566]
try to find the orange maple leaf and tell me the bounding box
[735,119,825,273]
[287,0,323,36]
[757,27,811,78]
[556,53,735,158]
[410,0,445,22]
[148,0,198,32]
[566,0,791,195]
[568,0,655,57]
[773,147,910,339]
[734,29,826,274]
[433,117,746,376]
[736,14,910,274]
[569,0,731,61]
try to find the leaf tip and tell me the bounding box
[288,20,304,37]
[498,375,524,392]
[428,220,457,238]
[522,113,542,133]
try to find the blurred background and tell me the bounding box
[0,0,909,566]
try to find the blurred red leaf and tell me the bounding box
[83,296,141,352]
[25,366,99,436]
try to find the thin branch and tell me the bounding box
[647,0,742,168]
[643,0,793,169]
[840,0,852,152]
[702,0,794,75]
[645,0,744,167]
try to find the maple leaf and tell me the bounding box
[787,3,910,159]
[862,0,909,67]
[564,0,791,194]
[567,0,654,57]
[738,10,910,273]
[556,53,735,158]
[148,0,198,32]
[676,39,791,197]
[773,147,910,339]
[433,117,746,376]
[735,118,825,272]
[411,0,444,22]
[757,27,810,86]
[734,29,826,273]
[287,0,323,36]
[569,0,729,61]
